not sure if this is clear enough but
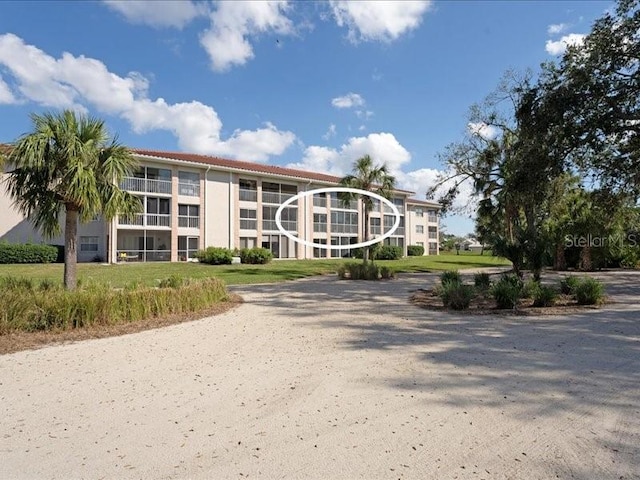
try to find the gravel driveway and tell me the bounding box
[1,269,639,479]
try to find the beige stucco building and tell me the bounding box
[1,149,441,262]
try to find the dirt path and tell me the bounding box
[1,271,639,479]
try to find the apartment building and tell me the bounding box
[0,149,441,262]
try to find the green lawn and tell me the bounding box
[0,254,511,288]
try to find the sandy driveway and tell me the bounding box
[1,270,639,479]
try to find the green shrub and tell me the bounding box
[0,276,229,334]
[240,247,273,264]
[407,245,425,256]
[560,276,579,295]
[376,245,403,260]
[574,277,605,305]
[0,243,58,264]
[158,275,187,288]
[440,281,473,310]
[522,279,539,299]
[440,270,461,286]
[337,262,381,280]
[196,247,233,265]
[533,285,558,307]
[473,272,491,290]
[352,243,382,260]
[491,274,522,309]
[379,266,396,279]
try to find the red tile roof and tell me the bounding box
[133,149,415,194]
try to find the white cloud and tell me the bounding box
[103,0,208,29]
[467,122,500,140]
[330,0,431,43]
[288,132,411,177]
[0,75,16,104]
[331,92,365,109]
[398,168,477,215]
[356,109,374,120]
[547,23,569,35]
[545,33,585,55]
[322,123,337,140]
[0,33,295,161]
[200,1,293,72]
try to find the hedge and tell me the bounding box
[195,247,233,265]
[240,247,273,264]
[376,245,403,260]
[407,245,425,256]
[0,243,58,264]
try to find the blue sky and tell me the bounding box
[0,0,610,235]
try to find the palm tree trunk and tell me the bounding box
[554,241,566,270]
[363,208,370,264]
[64,206,79,290]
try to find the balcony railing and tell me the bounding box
[262,191,296,204]
[178,182,200,197]
[331,224,358,234]
[330,198,358,210]
[313,223,327,233]
[240,219,257,230]
[384,204,405,214]
[178,217,200,228]
[117,250,171,262]
[313,196,327,208]
[263,220,296,231]
[118,214,171,227]
[239,189,258,202]
[370,226,382,235]
[120,177,172,195]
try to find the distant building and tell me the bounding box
[1,149,441,262]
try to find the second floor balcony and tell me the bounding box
[118,213,171,228]
[121,177,172,195]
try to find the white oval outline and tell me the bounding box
[275,187,401,250]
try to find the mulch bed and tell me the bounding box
[0,294,243,355]
[410,289,603,316]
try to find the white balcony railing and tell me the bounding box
[239,189,258,202]
[263,220,296,231]
[121,177,172,195]
[262,191,296,204]
[118,214,171,228]
[178,217,200,228]
[178,182,200,197]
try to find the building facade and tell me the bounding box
[0,149,441,262]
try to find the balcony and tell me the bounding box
[121,177,172,195]
[313,196,327,208]
[384,204,405,215]
[262,191,296,204]
[239,189,258,202]
[118,214,171,228]
[178,182,200,197]
[117,250,171,262]
[330,198,358,210]
[263,220,297,231]
[178,217,200,228]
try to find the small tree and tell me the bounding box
[339,155,395,264]
[5,110,141,290]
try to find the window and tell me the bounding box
[415,207,424,217]
[370,217,381,235]
[428,209,438,223]
[331,211,358,234]
[239,179,258,201]
[416,225,424,234]
[314,213,327,232]
[240,237,256,249]
[178,204,200,228]
[178,236,199,260]
[428,226,438,239]
[384,237,404,248]
[240,209,257,230]
[313,238,327,258]
[262,182,297,204]
[80,236,99,252]
[313,193,327,208]
[330,236,357,258]
[384,215,404,235]
[178,171,200,196]
[330,192,357,210]
[417,241,424,247]
[146,197,171,227]
[263,206,296,231]
[429,242,438,254]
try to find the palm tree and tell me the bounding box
[5,110,141,290]
[339,155,395,263]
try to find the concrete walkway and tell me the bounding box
[1,270,639,479]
